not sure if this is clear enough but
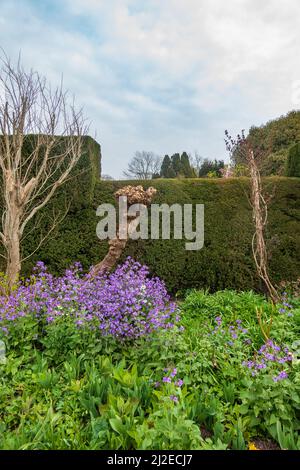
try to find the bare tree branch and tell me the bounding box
[225,130,279,303]
[0,52,89,289]
[124,151,161,179]
[189,151,203,176]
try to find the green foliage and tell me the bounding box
[1,289,300,449]
[1,177,299,295]
[160,152,194,178]
[182,289,274,323]
[287,142,300,177]
[93,178,300,294]
[233,110,300,175]
[181,152,195,177]
[171,153,182,175]
[160,155,175,178]
[0,136,101,273]
[198,159,224,177]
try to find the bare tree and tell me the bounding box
[225,130,279,303]
[101,174,114,180]
[0,53,88,289]
[189,151,203,177]
[123,151,161,179]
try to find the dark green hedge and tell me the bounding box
[0,136,101,271]
[16,177,300,294]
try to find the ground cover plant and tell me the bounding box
[0,260,300,450]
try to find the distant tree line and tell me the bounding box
[160,153,225,178]
[160,152,195,178]
[123,110,300,180]
[124,151,225,179]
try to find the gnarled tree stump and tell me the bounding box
[90,185,157,276]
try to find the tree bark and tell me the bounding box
[90,215,143,277]
[91,186,157,277]
[4,198,22,289]
[6,232,21,290]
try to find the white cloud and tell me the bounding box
[1,0,300,176]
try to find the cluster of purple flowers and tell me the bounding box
[0,258,178,340]
[211,316,251,347]
[273,371,288,383]
[242,339,292,381]
[170,395,179,403]
[154,367,184,402]
[279,292,294,317]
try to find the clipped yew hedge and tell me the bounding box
[14,177,299,294]
[0,135,101,272]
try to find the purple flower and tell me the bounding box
[283,302,293,309]
[0,257,179,341]
[245,338,293,381]
[243,360,255,369]
[277,358,287,364]
[175,379,184,387]
[163,376,172,383]
[170,368,177,377]
[273,371,288,382]
[170,395,178,403]
[256,362,267,370]
[265,353,276,361]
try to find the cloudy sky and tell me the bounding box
[1,0,299,177]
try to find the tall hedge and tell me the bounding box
[0,135,101,271]
[287,143,300,177]
[15,177,300,295]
